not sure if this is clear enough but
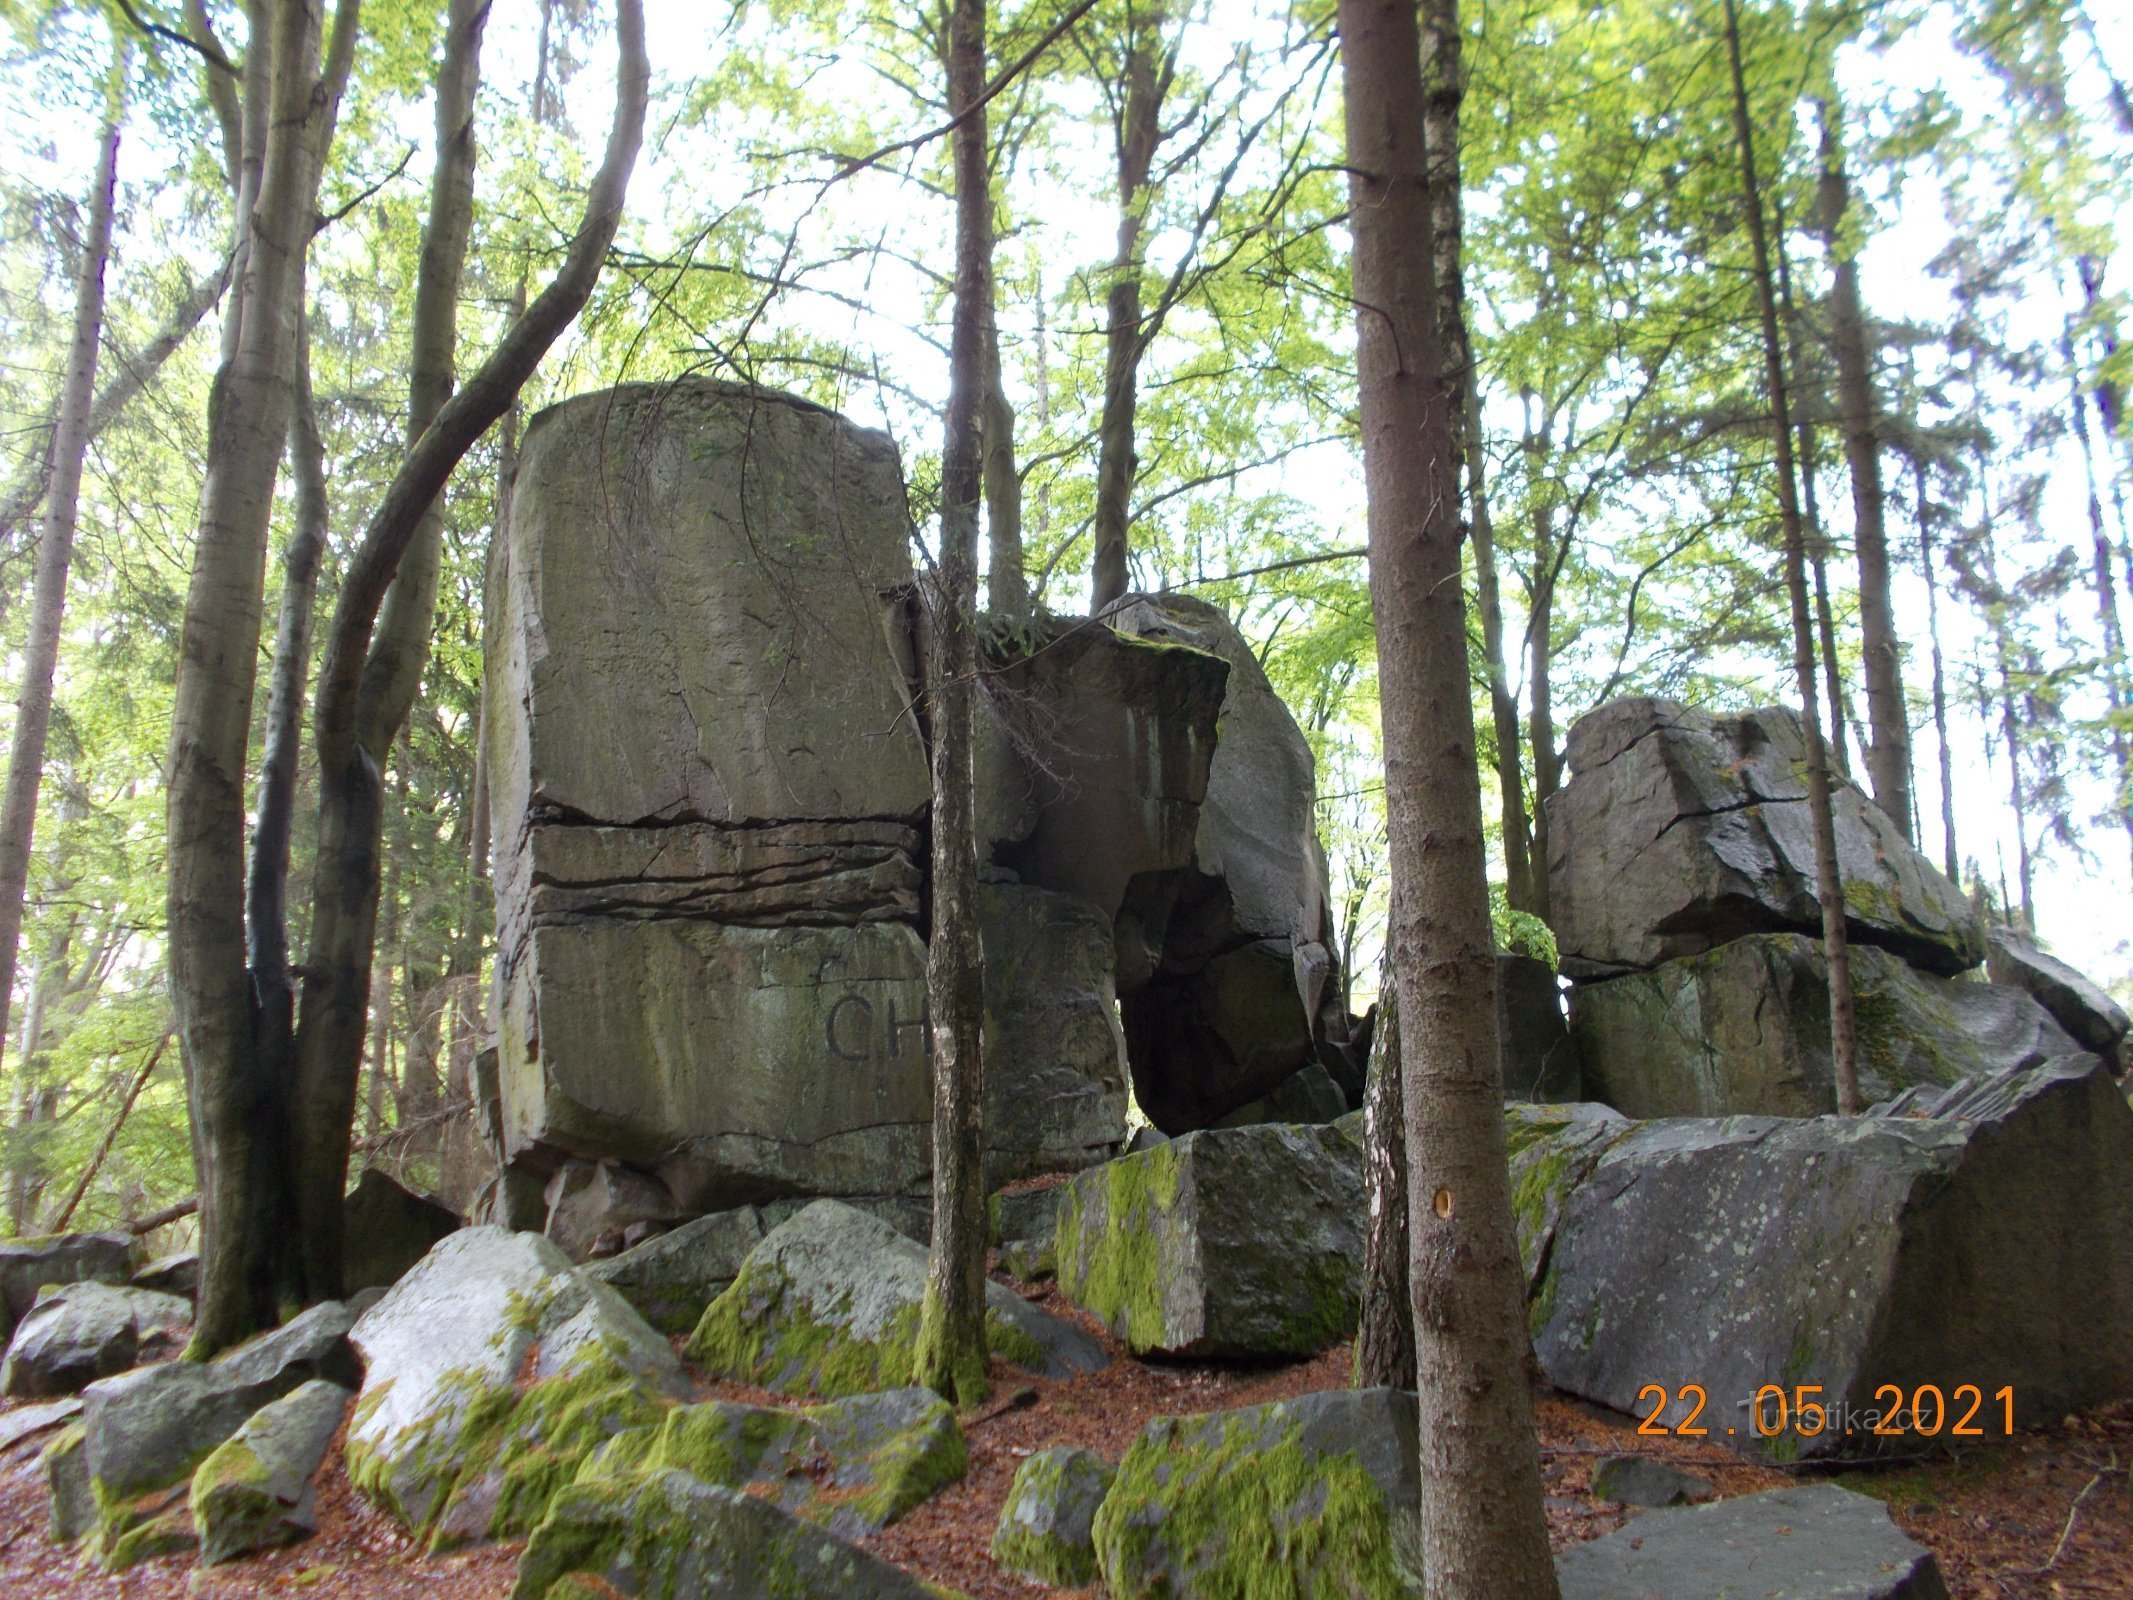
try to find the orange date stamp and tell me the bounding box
[1633,1382,2018,1441]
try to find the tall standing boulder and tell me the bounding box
[1543,699,1982,979]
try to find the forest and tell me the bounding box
[0,0,2126,1594]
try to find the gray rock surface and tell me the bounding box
[1987,925,2130,1060]
[0,1395,80,1453]
[1106,594,1346,1130]
[191,1378,352,1564]
[584,1205,767,1335]
[581,1385,966,1539]
[343,1167,460,1293]
[542,1159,679,1260]
[1589,1454,1713,1508]
[1533,1059,2133,1460]
[1571,934,2084,1118]
[1093,1388,1420,1599]
[1212,1060,1350,1128]
[1,1281,190,1398]
[993,1445,1115,1587]
[72,1301,358,1565]
[980,882,1129,1179]
[0,1231,135,1343]
[512,1470,945,1600]
[1556,1484,1948,1599]
[1544,698,1983,978]
[131,1252,197,1298]
[347,1225,687,1545]
[1054,1119,1365,1358]
[687,1199,1107,1397]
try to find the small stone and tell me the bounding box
[992,1445,1115,1586]
[1590,1454,1713,1508]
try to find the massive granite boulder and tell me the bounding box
[1986,925,2129,1063]
[1572,934,2084,1118]
[1544,698,1982,978]
[1527,1058,2133,1461]
[1104,594,1352,1130]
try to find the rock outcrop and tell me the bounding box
[1,1282,189,1398]
[1570,934,2082,1117]
[0,1231,135,1345]
[993,1446,1115,1587]
[1526,1059,2133,1461]
[1544,699,1981,978]
[343,1168,460,1293]
[1986,925,2129,1063]
[583,1206,768,1335]
[1054,1119,1365,1358]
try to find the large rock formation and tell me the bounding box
[1544,698,1981,978]
[1106,594,1353,1128]
[1571,934,2081,1117]
[484,380,1358,1230]
[1986,925,2130,1063]
[1524,1058,2133,1461]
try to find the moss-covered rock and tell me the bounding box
[581,1386,965,1538]
[991,1445,1113,1587]
[686,1200,1105,1400]
[584,1206,766,1335]
[42,1420,91,1543]
[1054,1121,1363,1358]
[1092,1387,1419,1599]
[345,1226,687,1550]
[512,1468,948,1599]
[192,1379,351,1564]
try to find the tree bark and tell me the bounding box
[169,0,358,1353]
[981,270,1026,615]
[1722,0,1860,1115]
[286,0,646,1304]
[913,0,992,1410]
[1338,0,1560,1591]
[1089,10,1164,613]
[1818,112,1912,836]
[1354,965,1415,1389]
[0,80,122,1081]
[1911,458,1961,883]
[1470,397,1532,911]
[2068,348,2133,873]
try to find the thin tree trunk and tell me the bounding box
[1722,0,1860,1115]
[1913,458,1960,883]
[1089,15,1163,613]
[1470,399,1532,910]
[913,0,991,1410]
[981,274,1026,615]
[2069,349,2133,872]
[1809,543,1854,780]
[1819,113,1911,835]
[1355,964,1414,1389]
[48,1034,169,1234]
[0,83,121,1075]
[1339,0,1560,1591]
[287,0,646,1304]
[170,0,359,1356]
[7,922,67,1233]
[1526,504,1561,925]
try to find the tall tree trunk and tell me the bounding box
[287,0,646,1304]
[1525,501,1561,925]
[1913,458,1960,883]
[1722,0,1861,1115]
[1089,13,1163,613]
[981,273,1026,615]
[1470,398,1532,910]
[170,0,358,1356]
[2069,351,2133,872]
[7,915,71,1234]
[1818,112,1912,836]
[1339,0,1560,1591]
[913,0,991,1410]
[0,80,121,1076]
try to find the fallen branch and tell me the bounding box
[122,1195,198,1235]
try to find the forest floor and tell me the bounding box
[1,1263,2129,1599]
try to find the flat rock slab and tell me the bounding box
[192,1378,352,1564]
[1590,1454,1713,1508]
[688,1199,1106,1398]
[0,1395,81,1453]
[1531,1059,2133,1461]
[2,1281,191,1398]
[1093,1388,1419,1599]
[512,1469,946,1600]
[1572,934,2083,1118]
[993,1445,1114,1588]
[1543,697,1981,978]
[1556,1484,1948,1599]
[347,1225,686,1548]
[1987,926,2130,1059]
[583,1385,964,1539]
[1055,1119,1365,1358]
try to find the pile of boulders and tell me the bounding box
[1545,698,2126,1114]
